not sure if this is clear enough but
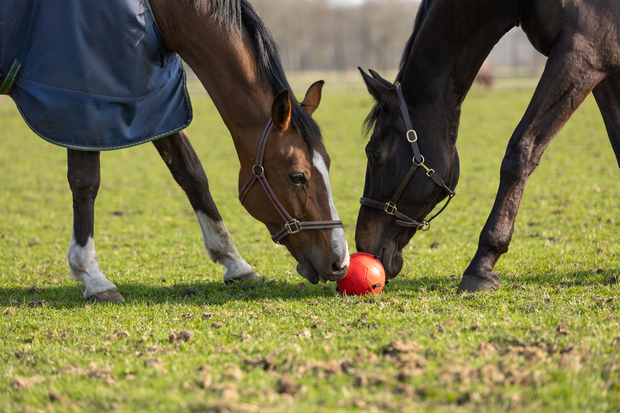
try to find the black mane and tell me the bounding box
[365,0,436,135]
[193,0,322,149]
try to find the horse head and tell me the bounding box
[239,81,349,284]
[355,69,459,279]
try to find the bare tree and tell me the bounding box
[246,0,545,78]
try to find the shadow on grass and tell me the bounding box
[388,267,619,294]
[1,268,617,309]
[0,278,339,308]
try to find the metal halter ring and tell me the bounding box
[417,221,431,231]
[413,154,425,165]
[407,129,418,143]
[252,164,265,175]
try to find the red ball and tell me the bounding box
[337,252,386,296]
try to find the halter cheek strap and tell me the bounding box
[239,119,344,243]
[359,84,455,231]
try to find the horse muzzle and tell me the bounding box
[297,254,349,284]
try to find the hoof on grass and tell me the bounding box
[224,272,261,285]
[457,275,500,293]
[89,289,126,303]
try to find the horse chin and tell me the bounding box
[380,247,404,280]
[297,260,320,284]
[355,222,407,280]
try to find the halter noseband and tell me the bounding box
[239,118,344,243]
[359,85,456,231]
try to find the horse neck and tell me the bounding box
[400,0,517,105]
[149,0,275,161]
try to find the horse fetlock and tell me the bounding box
[221,257,257,283]
[68,237,117,298]
[69,263,118,299]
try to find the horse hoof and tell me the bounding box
[224,272,261,284]
[89,289,126,303]
[457,275,500,293]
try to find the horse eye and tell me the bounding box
[367,150,380,163]
[289,173,307,185]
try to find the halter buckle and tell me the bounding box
[285,219,301,234]
[384,202,397,215]
[406,130,418,143]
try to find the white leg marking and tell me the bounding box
[195,211,255,281]
[67,233,116,299]
[313,151,350,266]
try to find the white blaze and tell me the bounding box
[313,150,350,266]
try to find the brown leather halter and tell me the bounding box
[359,85,455,231]
[239,118,344,243]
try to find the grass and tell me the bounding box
[1,86,619,412]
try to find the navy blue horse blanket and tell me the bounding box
[0,0,191,150]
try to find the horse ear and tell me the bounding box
[358,67,391,101]
[301,80,324,116]
[272,89,292,132]
[369,69,394,88]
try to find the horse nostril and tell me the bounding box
[331,261,348,276]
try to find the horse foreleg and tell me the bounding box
[152,131,258,283]
[593,73,620,166]
[67,149,124,302]
[459,45,606,292]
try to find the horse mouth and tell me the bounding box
[297,259,348,284]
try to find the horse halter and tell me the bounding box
[359,85,456,231]
[239,118,344,243]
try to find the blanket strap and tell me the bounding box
[0,59,21,95]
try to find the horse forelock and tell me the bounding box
[363,92,400,139]
[191,0,322,150]
[363,103,382,137]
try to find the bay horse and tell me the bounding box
[356,0,620,291]
[1,0,349,302]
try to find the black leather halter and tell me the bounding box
[359,85,455,231]
[239,119,344,243]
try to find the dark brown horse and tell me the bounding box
[356,0,620,291]
[4,0,349,302]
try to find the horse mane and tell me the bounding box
[190,0,322,149]
[364,0,436,135]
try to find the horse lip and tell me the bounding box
[320,271,347,282]
[297,260,346,283]
[297,261,319,284]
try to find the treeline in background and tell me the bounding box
[188,0,548,91]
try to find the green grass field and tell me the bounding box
[1,86,619,412]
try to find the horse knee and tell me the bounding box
[499,148,533,184]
